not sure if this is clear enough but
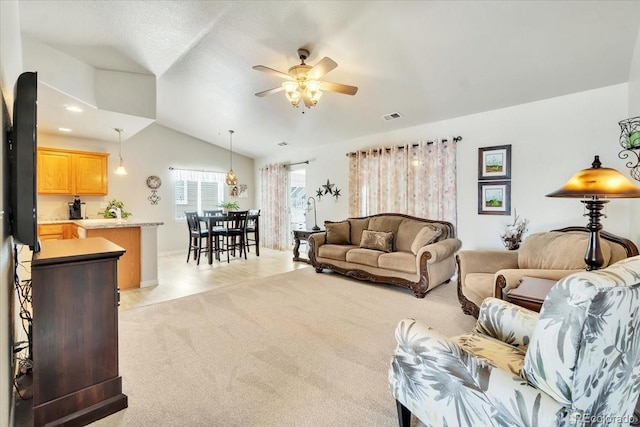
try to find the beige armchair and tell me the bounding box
[457,226,638,317]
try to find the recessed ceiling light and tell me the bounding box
[64,105,83,113]
[58,127,72,132]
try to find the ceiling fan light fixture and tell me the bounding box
[254,48,357,109]
[306,80,321,92]
[282,81,301,106]
[306,80,322,105]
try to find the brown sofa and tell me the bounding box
[457,226,639,317]
[308,213,461,298]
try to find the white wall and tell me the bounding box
[0,0,23,424]
[37,123,255,253]
[628,27,640,245]
[257,83,634,250]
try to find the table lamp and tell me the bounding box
[546,155,640,270]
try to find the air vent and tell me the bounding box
[381,112,403,121]
[277,141,288,146]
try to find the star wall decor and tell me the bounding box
[314,180,341,201]
[322,179,335,195]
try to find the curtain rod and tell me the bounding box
[168,166,224,174]
[288,160,309,167]
[345,136,462,157]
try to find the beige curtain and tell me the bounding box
[348,138,457,225]
[259,163,290,250]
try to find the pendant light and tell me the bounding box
[225,129,238,185]
[114,128,127,175]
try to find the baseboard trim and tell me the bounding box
[140,279,158,288]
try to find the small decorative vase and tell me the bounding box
[501,236,521,250]
[505,241,520,250]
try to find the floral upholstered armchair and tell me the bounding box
[389,255,640,426]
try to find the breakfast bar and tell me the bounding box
[38,218,163,289]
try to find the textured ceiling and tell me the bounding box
[18,0,640,158]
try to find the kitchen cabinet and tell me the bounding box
[31,237,127,426]
[38,223,73,241]
[84,226,141,290]
[38,147,109,195]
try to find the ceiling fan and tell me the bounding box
[253,48,358,108]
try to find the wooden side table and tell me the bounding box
[292,229,323,263]
[505,276,557,312]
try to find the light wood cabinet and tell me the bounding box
[85,227,141,290]
[38,223,73,241]
[38,147,109,195]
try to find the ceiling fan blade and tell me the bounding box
[307,57,338,80]
[252,65,292,80]
[319,81,358,96]
[255,86,284,97]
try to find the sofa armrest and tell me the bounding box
[494,268,581,299]
[474,297,538,350]
[457,250,519,279]
[308,232,326,256]
[417,238,461,264]
[389,318,563,426]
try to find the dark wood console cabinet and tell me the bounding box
[31,237,128,426]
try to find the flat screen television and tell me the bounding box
[8,71,39,252]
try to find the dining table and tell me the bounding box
[198,212,260,265]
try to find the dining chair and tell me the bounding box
[245,209,260,255]
[221,210,248,263]
[200,212,226,261]
[185,211,208,265]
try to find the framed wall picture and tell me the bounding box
[478,145,511,180]
[478,181,511,215]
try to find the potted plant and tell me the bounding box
[97,199,132,219]
[500,210,528,250]
[218,201,240,213]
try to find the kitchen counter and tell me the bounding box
[38,218,164,289]
[39,218,164,228]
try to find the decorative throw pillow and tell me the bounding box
[359,230,394,253]
[410,225,443,255]
[324,220,351,245]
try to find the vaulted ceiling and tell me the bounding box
[17,1,640,158]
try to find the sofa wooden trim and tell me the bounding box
[456,253,480,318]
[456,226,640,318]
[309,213,458,298]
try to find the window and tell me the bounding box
[170,169,225,220]
[289,168,306,231]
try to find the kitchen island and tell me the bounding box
[38,218,163,289]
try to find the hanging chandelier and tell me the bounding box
[225,130,238,185]
[114,128,127,175]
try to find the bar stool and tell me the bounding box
[185,211,208,265]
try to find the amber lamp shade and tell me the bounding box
[547,155,640,270]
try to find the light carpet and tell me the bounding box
[94,267,476,426]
